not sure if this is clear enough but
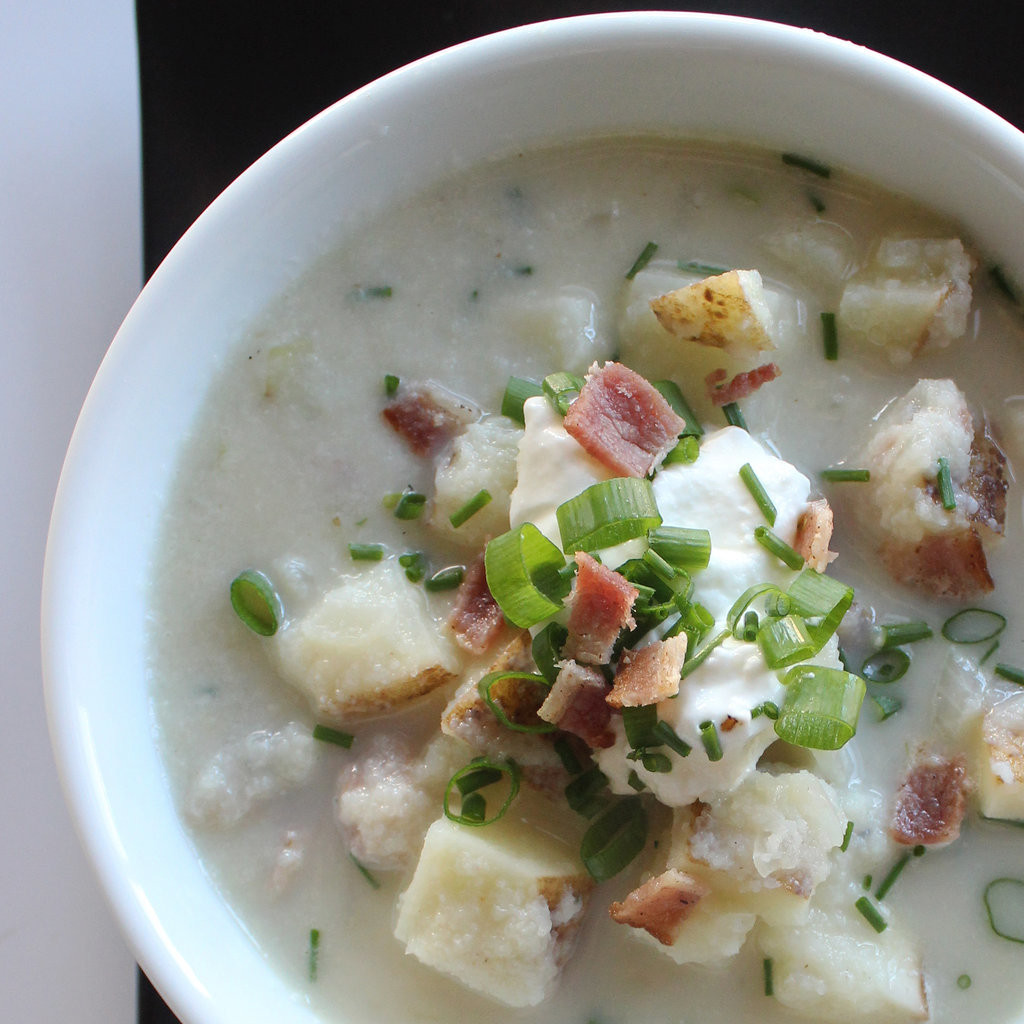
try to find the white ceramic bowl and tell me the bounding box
[42,12,1024,1024]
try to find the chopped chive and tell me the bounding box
[449,489,492,528]
[424,565,465,592]
[806,190,826,214]
[872,693,903,721]
[398,550,428,583]
[565,765,611,818]
[630,749,672,773]
[350,284,392,300]
[350,853,382,890]
[754,526,805,570]
[394,490,427,520]
[863,874,873,890]
[512,265,533,276]
[383,373,400,396]
[861,648,910,684]
[936,457,957,510]
[875,853,911,900]
[722,402,748,431]
[348,542,385,561]
[651,720,692,758]
[699,720,723,762]
[821,467,870,482]
[982,639,1000,664]
[957,973,972,990]
[984,877,1024,943]
[821,311,838,360]
[626,240,659,279]
[312,724,355,748]
[840,820,854,852]
[942,608,1007,644]
[579,797,648,882]
[782,151,832,178]
[855,895,887,933]
[680,630,729,681]
[913,844,926,857]
[763,957,774,997]
[627,770,646,792]
[995,663,1024,686]
[678,260,729,277]
[501,375,544,425]
[553,735,584,776]
[741,609,760,642]
[308,928,320,981]
[878,621,933,648]
[990,265,1021,305]
[532,622,569,686]
[750,699,779,721]
[739,463,778,526]
[642,546,677,583]
[229,569,282,637]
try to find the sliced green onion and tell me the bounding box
[821,467,870,482]
[751,700,779,721]
[350,853,382,890]
[647,526,712,571]
[449,489,492,528]
[501,376,544,425]
[776,665,865,750]
[942,608,1007,644]
[627,770,647,792]
[553,735,584,776]
[984,878,1024,943]
[739,463,777,526]
[455,764,504,794]
[398,550,428,583]
[477,671,555,734]
[459,792,487,822]
[348,542,385,561]
[485,523,569,627]
[424,566,465,592]
[936,456,957,510]
[957,974,972,990]
[543,371,585,416]
[662,435,701,465]
[229,569,282,637]
[840,820,854,852]
[556,477,662,554]
[821,311,838,361]
[759,614,817,669]
[651,380,703,438]
[982,640,1001,664]
[754,526,804,570]
[383,373,400,396]
[875,854,911,900]
[786,569,853,644]
[872,694,903,721]
[763,957,774,997]
[532,622,568,685]
[727,582,786,633]
[308,928,320,981]
[381,491,401,509]
[670,600,715,648]
[579,797,647,882]
[995,663,1024,686]
[722,402,748,431]
[565,766,610,819]
[861,649,910,684]
[699,720,723,761]
[444,758,520,827]
[679,629,730,681]
[678,260,728,277]
[642,546,678,584]
[394,490,427,520]
[878,621,933,648]
[855,895,887,933]
[312,724,354,749]
[626,240,659,279]
[782,151,832,178]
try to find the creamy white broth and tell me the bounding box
[150,138,1024,1023]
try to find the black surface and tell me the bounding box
[133,1,1020,1019]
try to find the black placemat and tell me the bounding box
[133,2,1020,1019]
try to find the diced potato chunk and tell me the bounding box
[762,220,855,295]
[503,286,605,374]
[758,901,928,1022]
[431,416,522,548]
[976,692,1024,821]
[274,560,458,722]
[394,816,592,1007]
[837,237,973,363]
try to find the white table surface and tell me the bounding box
[1,1,140,1019]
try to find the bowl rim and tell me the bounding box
[42,11,1024,1024]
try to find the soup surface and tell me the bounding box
[150,138,1024,1023]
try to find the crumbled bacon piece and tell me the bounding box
[793,497,838,571]
[891,753,970,847]
[563,362,686,477]
[448,555,506,654]
[609,869,709,945]
[538,660,616,749]
[607,635,687,708]
[704,362,781,407]
[382,383,476,457]
[564,551,638,666]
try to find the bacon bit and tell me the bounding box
[704,362,781,407]
[607,635,688,708]
[563,362,686,477]
[793,497,838,571]
[564,551,638,666]
[608,869,709,945]
[381,383,476,457]
[882,529,993,599]
[719,715,740,734]
[891,753,970,847]
[538,660,616,749]
[448,555,506,654]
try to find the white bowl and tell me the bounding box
[42,12,1024,1024]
